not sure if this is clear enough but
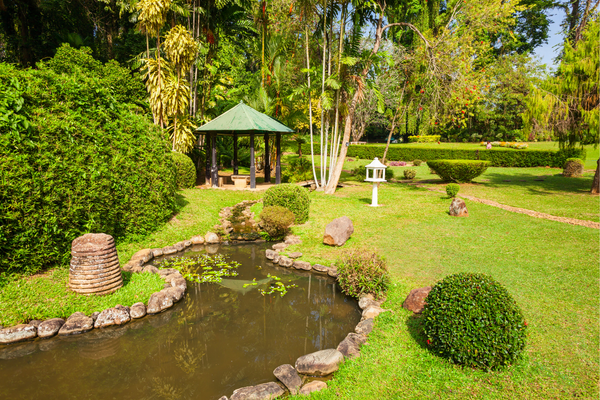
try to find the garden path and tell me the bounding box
[411,183,600,229]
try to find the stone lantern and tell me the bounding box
[364,157,387,207]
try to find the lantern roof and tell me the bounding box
[365,157,387,169]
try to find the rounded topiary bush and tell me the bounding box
[337,249,389,299]
[404,169,417,180]
[427,160,490,183]
[563,158,584,177]
[171,152,197,188]
[260,206,295,239]
[446,183,460,197]
[263,184,310,224]
[422,273,527,370]
[413,159,423,166]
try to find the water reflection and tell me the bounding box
[0,243,361,400]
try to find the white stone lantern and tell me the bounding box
[364,157,387,207]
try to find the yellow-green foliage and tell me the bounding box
[523,18,599,145]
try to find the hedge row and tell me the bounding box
[0,46,177,276]
[301,144,586,168]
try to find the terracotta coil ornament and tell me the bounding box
[69,233,123,295]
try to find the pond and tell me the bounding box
[0,243,361,400]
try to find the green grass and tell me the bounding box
[283,183,598,399]
[0,269,164,326]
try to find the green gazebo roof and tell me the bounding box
[196,101,294,135]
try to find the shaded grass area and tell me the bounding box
[285,183,598,399]
[0,269,164,326]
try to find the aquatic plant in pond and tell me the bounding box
[241,274,298,297]
[157,254,240,283]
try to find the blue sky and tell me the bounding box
[531,9,565,71]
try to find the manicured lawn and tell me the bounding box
[0,269,164,327]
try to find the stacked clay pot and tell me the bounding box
[69,233,123,295]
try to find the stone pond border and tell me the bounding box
[0,199,391,400]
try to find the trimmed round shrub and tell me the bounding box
[0,47,177,276]
[446,183,460,197]
[337,249,389,299]
[404,169,417,180]
[423,273,527,370]
[427,160,490,183]
[259,206,295,239]
[351,165,394,181]
[263,184,311,224]
[171,152,197,188]
[413,159,423,166]
[563,158,584,177]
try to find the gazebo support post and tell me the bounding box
[250,133,256,188]
[276,133,281,184]
[211,134,218,188]
[264,133,270,183]
[205,134,211,185]
[233,133,238,175]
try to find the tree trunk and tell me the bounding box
[592,158,599,194]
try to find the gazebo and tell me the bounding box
[196,101,295,189]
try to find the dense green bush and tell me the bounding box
[403,169,417,180]
[337,249,389,299]
[423,273,527,370]
[351,165,394,181]
[263,184,311,224]
[171,152,197,188]
[563,158,584,177]
[282,156,313,183]
[413,159,423,166]
[259,206,295,239]
[427,160,490,182]
[0,45,176,276]
[408,135,440,143]
[446,183,460,197]
[301,144,585,168]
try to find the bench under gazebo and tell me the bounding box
[196,101,295,189]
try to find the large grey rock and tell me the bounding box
[337,332,367,358]
[355,318,374,336]
[323,216,354,246]
[295,349,344,376]
[205,232,220,244]
[449,198,468,217]
[94,307,131,329]
[174,241,190,251]
[59,312,94,335]
[147,291,174,314]
[402,286,432,313]
[158,268,179,277]
[0,324,37,344]
[292,261,311,271]
[171,277,187,291]
[284,235,302,245]
[358,294,376,309]
[299,381,327,395]
[362,305,387,319]
[273,364,302,395]
[163,286,185,303]
[230,382,285,400]
[142,265,159,274]
[191,235,205,245]
[278,256,293,268]
[312,264,328,273]
[28,320,42,328]
[151,248,163,257]
[327,266,338,278]
[265,249,277,260]
[272,243,287,251]
[272,254,281,264]
[288,252,303,259]
[162,246,177,255]
[130,249,154,264]
[130,302,147,319]
[37,318,65,339]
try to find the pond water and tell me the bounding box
[0,243,361,400]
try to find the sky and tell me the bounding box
[531,9,565,71]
